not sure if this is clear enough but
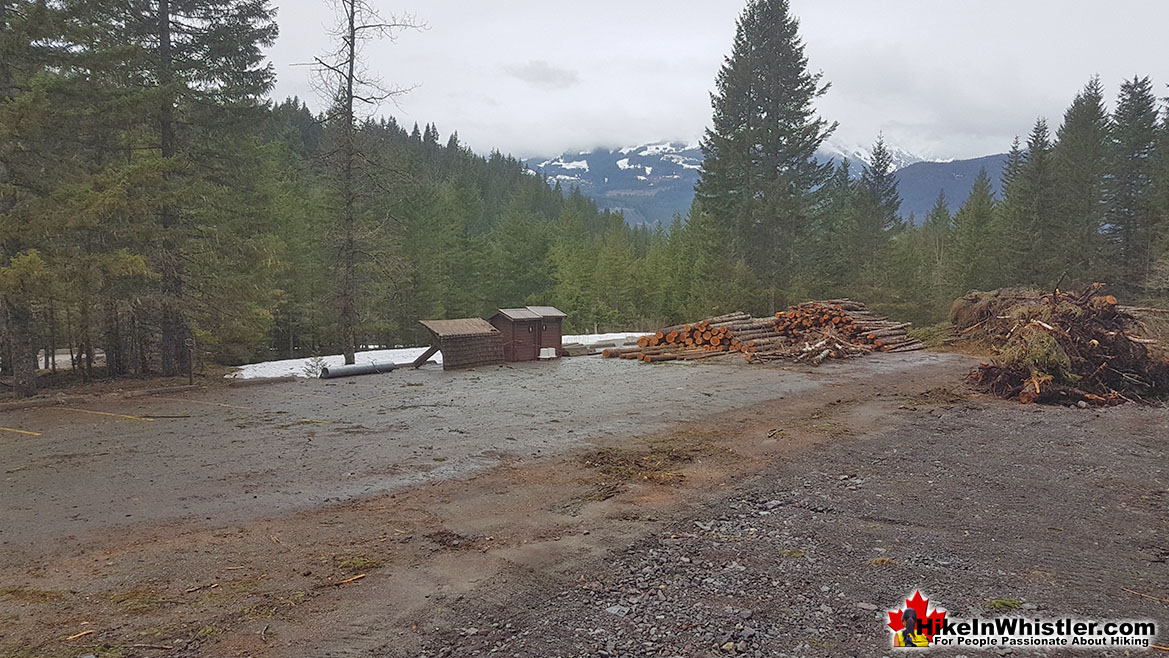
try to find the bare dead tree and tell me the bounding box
[310,0,421,364]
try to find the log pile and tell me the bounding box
[960,284,1169,405]
[601,301,925,365]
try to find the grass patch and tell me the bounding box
[908,322,954,348]
[777,548,807,558]
[0,585,65,603]
[111,586,167,613]
[334,554,380,571]
[987,598,1023,611]
[578,433,713,484]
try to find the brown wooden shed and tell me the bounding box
[489,306,567,361]
[413,318,504,370]
[527,306,566,355]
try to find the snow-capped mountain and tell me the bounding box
[526,140,997,225]
[820,137,925,172]
[527,141,703,225]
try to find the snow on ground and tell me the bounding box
[228,347,440,380]
[562,331,648,346]
[228,332,649,379]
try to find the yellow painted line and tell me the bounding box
[0,426,41,436]
[61,407,155,422]
[150,396,252,410]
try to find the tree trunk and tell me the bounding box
[79,287,93,381]
[156,0,189,375]
[339,0,358,366]
[4,298,35,397]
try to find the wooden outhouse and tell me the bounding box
[527,306,566,355]
[489,306,567,361]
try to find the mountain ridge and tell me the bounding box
[525,141,1006,225]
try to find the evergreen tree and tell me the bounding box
[854,134,903,270]
[805,158,857,291]
[947,169,997,294]
[1105,76,1160,291]
[695,0,835,287]
[124,0,279,374]
[922,191,952,277]
[1050,77,1111,284]
[1019,118,1058,284]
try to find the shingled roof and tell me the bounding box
[419,318,500,338]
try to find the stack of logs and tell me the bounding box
[601,312,753,363]
[601,301,925,365]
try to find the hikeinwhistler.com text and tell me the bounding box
[918,616,1157,649]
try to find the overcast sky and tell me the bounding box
[267,1,1168,161]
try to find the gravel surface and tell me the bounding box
[0,353,949,552]
[415,402,1169,657]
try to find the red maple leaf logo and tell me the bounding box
[887,590,947,642]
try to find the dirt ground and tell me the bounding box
[1,352,1166,657]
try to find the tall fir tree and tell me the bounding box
[854,134,903,271]
[695,0,835,288]
[1050,77,1111,284]
[1105,76,1160,291]
[947,169,997,295]
[1019,118,1058,284]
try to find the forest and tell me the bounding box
[3,0,1169,397]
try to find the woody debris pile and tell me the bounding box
[602,301,924,366]
[954,284,1169,405]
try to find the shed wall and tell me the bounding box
[440,334,504,370]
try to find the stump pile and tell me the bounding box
[601,301,925,365]
[959,284,1169,405]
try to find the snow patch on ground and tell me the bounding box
[617,157,635,170]
[228,332,650,379]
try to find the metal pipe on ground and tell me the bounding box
[319,362,397,379]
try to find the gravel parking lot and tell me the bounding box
[1,351,1165,657]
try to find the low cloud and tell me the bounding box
[503,60,581,90]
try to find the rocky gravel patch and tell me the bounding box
[414,402,1169,657]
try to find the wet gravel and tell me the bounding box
[415,402,1169,657]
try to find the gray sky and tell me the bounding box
[268,1,1168,161]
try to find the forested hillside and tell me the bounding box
[3,0,1169,399]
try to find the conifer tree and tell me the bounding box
[805,158,856,290]
[947,169,997,294]
[1051,77,1110,284]
[1019,118,1058,283]
[921,191,952,275]
[695,0,835,287]
[1105,76,1160,291]
[854,135,903,270]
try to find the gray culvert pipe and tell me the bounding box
[318,362,397,379]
